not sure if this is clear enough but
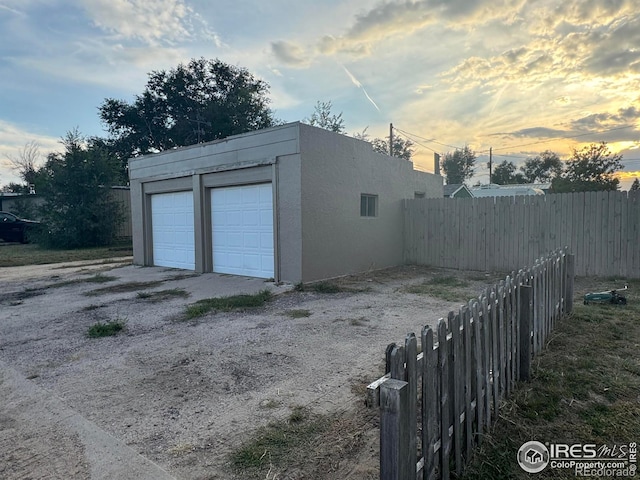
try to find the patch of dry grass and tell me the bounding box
[0,243,132,267]
[461,278,640,479]
[229,404,378,480]
[136,288,189,302]
[84,280,164,296]
[283,309,312,318]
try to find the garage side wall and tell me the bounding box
[274,154,303,282]
[298,124,443,282]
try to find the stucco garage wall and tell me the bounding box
[129,124,302,279]
[298,124,442,282]
[273,153,303,282]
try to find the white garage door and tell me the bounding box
[211,183,274,278]
[151,191,195,270]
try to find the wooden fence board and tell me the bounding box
[486,199,495,273]
[405,334,418,474]
[498,198,508,271]
[403,192,640,278]
[631,192,640,276]
[509,277,516,394]
[391,345,406,380]
[612,192,622,276]
[463,306,473,462]
[597,191,606,276]
[629,192,636,277]
[587,191,597,276]
[480,199,488,271]
[437,319,451,479]
[559,194,569,252]
[451,312,463,476]
[542,195,551,254]
[422,327,438,480]
[472,301,484,438]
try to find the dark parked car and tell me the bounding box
[0,211,40,243]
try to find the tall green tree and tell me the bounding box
[441,146,476,185]
[551,142,623,193]
[38,130,123,248]
[521,150,563,183]
[372,136,414,160]
[493,160,526,185]
[631,178,640,191]
[304,100,346,133]
[353,127,414,160]
[99,58,277,178]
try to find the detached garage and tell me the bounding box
[129,122,442,283]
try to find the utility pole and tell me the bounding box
[188,115,211,144]
[389,123,394,157]
[489,147,493,184]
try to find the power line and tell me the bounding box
[393,127,464,151]
[393,129,439,153]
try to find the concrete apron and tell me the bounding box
[0,359,176,480]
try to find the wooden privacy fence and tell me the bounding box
[110,187,132,239]
[367,249,575,480]
[404,190,640,278]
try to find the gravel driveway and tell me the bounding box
[0,259,497,479]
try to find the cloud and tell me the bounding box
[79,0,218,46]
[270,40,310,67]
[570,106,640,131]
[488,104,640,148]
[317,0,528,57]
[500,127,569,139]
[0,120,62,185]
[9,40,187,90]
[316,1,437,56]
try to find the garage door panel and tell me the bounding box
[260,233,273,249]
[260,210,273,226]
[228,232,242,247]
[212,183,274,278]
[242,210,259,226]
[211,211,226,226]
[244,232,259,248]
[151,191,195,270]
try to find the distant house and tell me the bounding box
[471,184,545,197]
[444,184,473,198]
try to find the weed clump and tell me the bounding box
[185,289,272,319]
[87,320,125,338]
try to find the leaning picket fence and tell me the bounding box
[367,248,575,479]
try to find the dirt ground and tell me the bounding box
[0,259,501,479]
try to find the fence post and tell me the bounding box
[519,285,533,381]
[380,379,412,480]
[565,254,575,314]
[405,333,418,475]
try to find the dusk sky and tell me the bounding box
[1,0,639,189]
